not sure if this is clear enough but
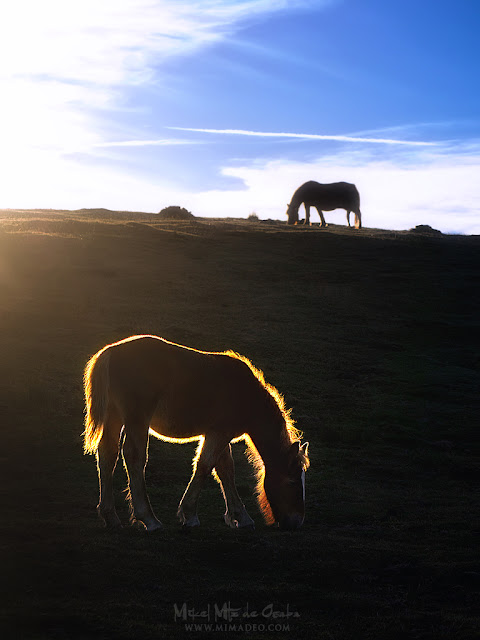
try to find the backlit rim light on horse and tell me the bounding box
[83,335,309,531]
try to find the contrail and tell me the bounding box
[168,127,437,146]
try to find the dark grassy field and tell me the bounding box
[0,210,479,639]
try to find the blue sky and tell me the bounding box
[1,0,479,233]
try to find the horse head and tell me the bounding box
[286,201,299,225]
[264,441,309,530]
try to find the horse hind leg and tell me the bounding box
[122,418,163,532]
[316,207,327,227]
[177,435,230,527]
[96,407,123,529]
[214,444,254,529]
[347,211,352,227]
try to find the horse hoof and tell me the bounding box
[131,518,163,532]
[177,505,200,528]
[97,505,122,529]
[225,519,255,531]
[182,517,200,528]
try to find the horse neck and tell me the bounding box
[290,193,302,214]
[248,414,291,471]
[295,192,304,206]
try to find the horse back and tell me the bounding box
[299,181,360,211]
[105,336,267,438]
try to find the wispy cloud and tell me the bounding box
[0,1,321,89]
[169,127,437,146]
[0,1,316,151]
[94,139,201,148]
[0,1,317,188]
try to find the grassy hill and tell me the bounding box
[1,210,479,639]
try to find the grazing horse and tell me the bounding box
[83,335,309,532]
[287,181,362,229]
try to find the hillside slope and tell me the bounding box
[1,210,479,639]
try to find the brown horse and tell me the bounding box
[287,180,362,228]
[83,335,309,531]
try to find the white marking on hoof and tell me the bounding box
[177,506,200,527]
[131,518,163,532]
[224,513,237,529]
[224,511,255,530]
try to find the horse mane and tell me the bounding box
[224,351,307,524]
[223,350,301,441]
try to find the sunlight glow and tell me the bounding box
[0,0,321,209]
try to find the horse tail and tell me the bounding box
[83,347,111,455]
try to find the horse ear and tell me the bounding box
[287,441,300,465]
[289,441,300,455]
[301,442,309,457]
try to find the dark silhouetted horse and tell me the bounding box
[84,335,309,532]
[287,181,362,228]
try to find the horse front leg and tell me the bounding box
[96,408,123,528]
[303,204,311,225]
[214,444,254,529]
[122,421,163,532]
[177,436,228,527]
[347,210,351,227]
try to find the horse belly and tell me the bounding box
[149,406,203,440]
[308,183,358,212]
[107,338,247,441]
[311,196,347,212]
[148,380,235,440]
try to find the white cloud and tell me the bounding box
[0,1,317,155]
[188,145,480,235]
[0,1,318,88]
[0,0,318,203]
[93,138,201,149]
[2,136,478,236]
